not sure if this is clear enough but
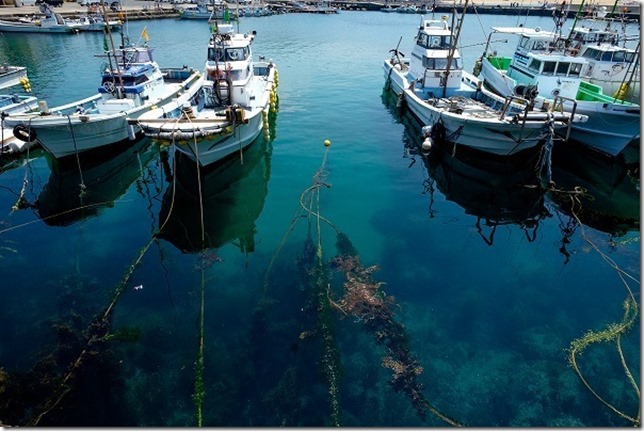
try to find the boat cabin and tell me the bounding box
[569,27,619,47]
[510,51,587,99]
[409,17,464,95]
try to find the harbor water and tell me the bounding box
[0,11,640,426]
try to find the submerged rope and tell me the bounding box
[549,183,641,426]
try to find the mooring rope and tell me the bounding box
[548,183,640,426]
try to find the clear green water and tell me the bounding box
[0,11,640,426]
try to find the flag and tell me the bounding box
[141,27,149,42]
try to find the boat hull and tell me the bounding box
[174,108,267,167]
[0,19,75,33]
[0,66,28,90]
[4,68,202,159]
[138,63,277,167]
[480,57,640,157]
[384,60,551,156]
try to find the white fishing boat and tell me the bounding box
[383,7,583,157]
[134,23,278,167]
[0,68,39,155]
[0,65,28,90]
[66,14,123,31]
[5,30,202,159]
[0,4,77,33]
[567,25,640,102]
[477,26,640,157]
[178,1,238,20]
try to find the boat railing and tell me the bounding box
[498,94,531,142]
[550,95,578,142]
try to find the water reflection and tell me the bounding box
[426,146,551,245]
[549,142,640,237]
[157,138,272,253]
[37,138,154,226]
[387,87,551,246]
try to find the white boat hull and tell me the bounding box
[174,108,267,166]
[4,69,202,159]
[0,66,28,90]
[138,63,277,167]
[480,57,640,157]
[384,60,554,156]
[0,19,75,33]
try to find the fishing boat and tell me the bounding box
[476,25,640,157]
[65,14,123,31]
[0,68,39,155]
[0,4,77,33]
[567,25,640,102]
[0,65,28,90]
[383,5,584,157]
[4,29,202,159]
[134,23,278,167]
[178,1,238,20]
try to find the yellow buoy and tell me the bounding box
[324,139,331,147]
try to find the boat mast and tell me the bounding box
[100,2,125,98]
[442,0,468,98]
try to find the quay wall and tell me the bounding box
[0,0,639,21]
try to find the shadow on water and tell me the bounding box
[157,136,273,254]
[549,141,640,238]
[36,137,155,226]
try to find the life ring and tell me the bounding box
[13,124,37,142]
[215,76,232,105]
[103,81,116,94]
[228,49,239,61]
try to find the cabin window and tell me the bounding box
[601,51,614,62]
[624,52,635,62]
[528,58,542,72]
[427,35,450,48]
[417,34,429,48]
[208,47,225,62]
[519,36,530,49]
[569,62,582,76]
[421,57,461,70]
[226,47,248,61]
[556,62,570,75]
[582,48,598,60]
[542,61,556,75]
[612,51,626,62]
[532,41,546,51]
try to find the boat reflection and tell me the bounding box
[426,146,551,244]
[549,142,640,237]
[157,137,273,253]
[36,138,154,226]
[394,95,551,246]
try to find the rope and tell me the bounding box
[66,115,86,198]
[549,183,641,425]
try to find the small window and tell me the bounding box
[612,51,625,62]
[556,62,570,75]
[528,58,542,72]
[542,61,556,74]
[569,63,582,76]
[533,41,546,51]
